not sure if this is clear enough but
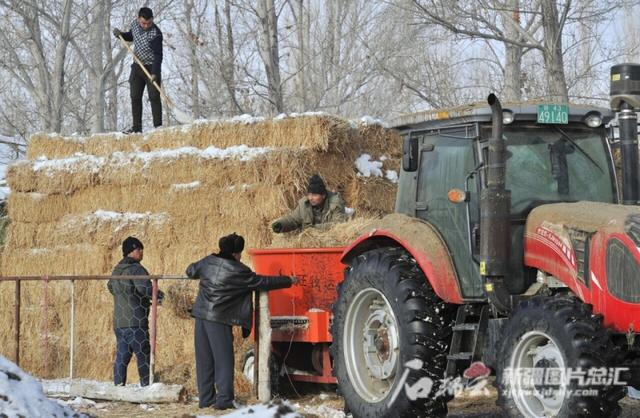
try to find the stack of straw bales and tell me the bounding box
[0,114,400,395]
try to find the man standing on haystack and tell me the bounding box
[186,233,296,410]
[113,7,163,134]
[271,174,348,233]
[108,236,163,387]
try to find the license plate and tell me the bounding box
[537,104,569,124]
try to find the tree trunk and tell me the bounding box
[184,0,201,119]
[502,0,522,101]
[290,0,307,111]
[256,0,283,114]
[540,0,568,102]
[90,0,106,133]
[51,0,73,132]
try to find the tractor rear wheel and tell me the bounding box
[330,248,454,418]
[496,295,624,418]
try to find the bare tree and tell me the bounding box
[254,0,284,113]
[0,0,74,132]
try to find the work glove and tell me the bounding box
[113,28,122,39]
[272,221,283,233]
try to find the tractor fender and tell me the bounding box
[341,213,463,304]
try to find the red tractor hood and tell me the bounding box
[526,202,640,234]
[525,201,640,332]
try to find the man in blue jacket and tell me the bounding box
[186,233,296,410]
[113,7,163,133]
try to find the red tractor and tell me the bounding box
[327,64,640,418]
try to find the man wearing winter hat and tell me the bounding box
[186,233,296,410]
[271,174,348,233]
[107,236,164,387]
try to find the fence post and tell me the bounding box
[253,291,259,396]
[14,280,20,366]
[257,290,271,401]
[69,279,75,379]
[149,278,158,385]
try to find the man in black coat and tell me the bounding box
[113,7,163,133]
[107,236,163,386]
[186,233,295,410]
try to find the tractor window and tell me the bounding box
[415,135,482,298]
[500,125,615,215]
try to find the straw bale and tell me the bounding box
[3,222,57,249]
[27,132,143,160]
[346,177,398,217]
[7,192,70,223]
[268,217,380,249]
[1,244,110,276]
[356,122,402,160]
[53,211,176,249]
[5,162,38,193]
[7,157,102,194]
[140,115,351,153]
[27,133,86,159]
[160,244,211,276]
[25,116,400,161]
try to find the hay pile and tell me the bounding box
[0,114,399,395]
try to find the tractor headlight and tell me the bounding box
[584,112,603,128]
[503,110,514,125]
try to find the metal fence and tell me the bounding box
[0,275,187,385]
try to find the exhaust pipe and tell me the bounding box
[480,94,512,313]
[610,64,640,205]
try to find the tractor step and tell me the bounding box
[447,352,473,361]
[445,305,489,377]
[452,323,479,331]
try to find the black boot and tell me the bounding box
[122,126,142,134]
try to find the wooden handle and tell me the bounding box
[117,34,175,109]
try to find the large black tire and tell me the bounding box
[330,248,455,418]
[496,295,624,418]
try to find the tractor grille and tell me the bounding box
[569,229,591,285]
[626,214,640,247]
[606,238,640,303]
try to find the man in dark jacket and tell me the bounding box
[186,233,295,410]
[107,236,163,386]
[271,174,348,233]
[113,7,163,133]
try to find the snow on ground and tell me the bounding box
[197,399,302,418]
[0,355,88,418]
[295,403,346,417]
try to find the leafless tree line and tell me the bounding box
[0,0,638,150]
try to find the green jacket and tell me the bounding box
[107,257,152,329]
[275,192,348,232]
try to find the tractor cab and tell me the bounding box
[392,103,618,300]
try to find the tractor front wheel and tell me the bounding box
[330,248,454,418]
[496,296,624,418]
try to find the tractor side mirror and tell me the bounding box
[402,136,419,172]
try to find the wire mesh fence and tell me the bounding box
[0,275,187,386]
